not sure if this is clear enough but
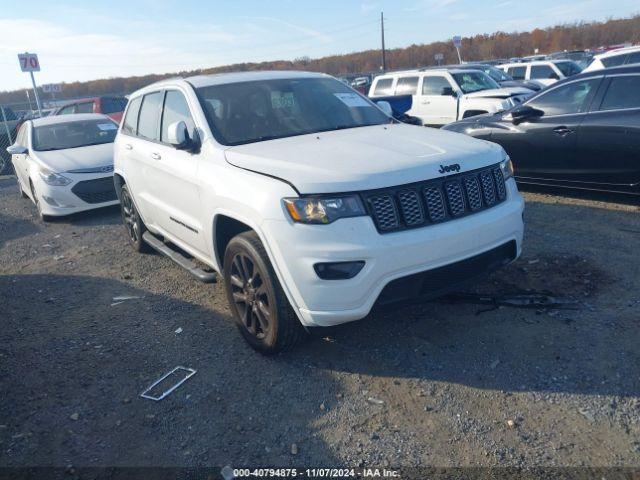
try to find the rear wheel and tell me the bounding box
[223,231,306,354]
[120,184,150,253]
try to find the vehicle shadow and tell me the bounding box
[45,205,122,227]
[0,274,341,467]
[285,196,640,399]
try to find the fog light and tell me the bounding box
[314,261,365,280]
[42,195,60,206]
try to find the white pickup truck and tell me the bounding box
[114,71,524,354]
[369,68,532,126]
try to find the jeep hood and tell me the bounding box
[463,87,531,99]
[224,124,504,194]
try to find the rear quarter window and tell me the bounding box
[121,96,142,136]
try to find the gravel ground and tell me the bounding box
[0,174,639,473]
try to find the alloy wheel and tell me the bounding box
[229,253,272,339]
[121,190,139,243]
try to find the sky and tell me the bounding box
[0,0,638,92]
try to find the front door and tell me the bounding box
[417,75,458,126]
[146,89,207,254]
[492,78,601,181]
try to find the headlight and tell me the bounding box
[500,156,514,180]
[283,195,366,224]
[38,167,72,186]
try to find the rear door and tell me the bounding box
[118,92,164,225]
[417,74,458,125]
[146,89,207,254]
[394,75,420,117]
[491,78,601,180]
[575,73,640,186]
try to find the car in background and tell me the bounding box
[428,64,544,91]
[369,68,532,126]
[497,60,582,86]
[6,113,119,220]
[442,65,640,196]
[583,45,640,72]
[53,95,128,123]
[547,50,594,70]
[350,76,371,95]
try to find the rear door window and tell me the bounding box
[602,54,628,68]
[373,78,394,96]
[625,52,640,65]
[507,66,527,80]
[57,105,76,115]
[137,92,163,141]
[121,96,142,136]
[599,75,640,111]
[530,65,558,80]
[395,76,419,95]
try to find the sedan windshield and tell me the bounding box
[33,119,118,151]
[196,77,389,146]
[452,71,501,93]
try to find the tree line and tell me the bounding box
[1,14,639,105]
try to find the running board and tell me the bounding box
[142,231,217,283]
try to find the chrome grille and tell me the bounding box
[363,163,507,234]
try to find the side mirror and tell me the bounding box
[376,101,393,116]
[167,121,193,150]
[6,144,28,155]
[507,105,544,125]
[442,87,457,97]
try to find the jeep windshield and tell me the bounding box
[196,77,389,146]
[452,71,501,94]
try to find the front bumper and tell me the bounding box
[34,174,119,216]
[262,179,524,327]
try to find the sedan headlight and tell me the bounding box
[500,156,514,181]
[283,195,366,224]
[38,167,72,186]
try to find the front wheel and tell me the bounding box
[29,180,52,222]
[223,231,306,354]
[119,184,150,253]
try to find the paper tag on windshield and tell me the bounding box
[334,93,371,108]
[97,123,117,131]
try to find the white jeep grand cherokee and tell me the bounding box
[114,71,524,354]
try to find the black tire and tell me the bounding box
[0,155,13,176]
[119,184,150,253]
[223,231,306,354]
[29,180,52,222]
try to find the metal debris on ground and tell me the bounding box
[439,290,579,315]
[111,295,144,306]
[140,366,197,401]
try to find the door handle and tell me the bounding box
[124,144,133,150]
[151,153,161,160]
[421,100,431,105]
[553,126,574,137]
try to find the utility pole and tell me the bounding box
[380,12,387,73]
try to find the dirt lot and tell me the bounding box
[1,174,639,473]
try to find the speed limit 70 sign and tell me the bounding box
[18,53,40,72]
